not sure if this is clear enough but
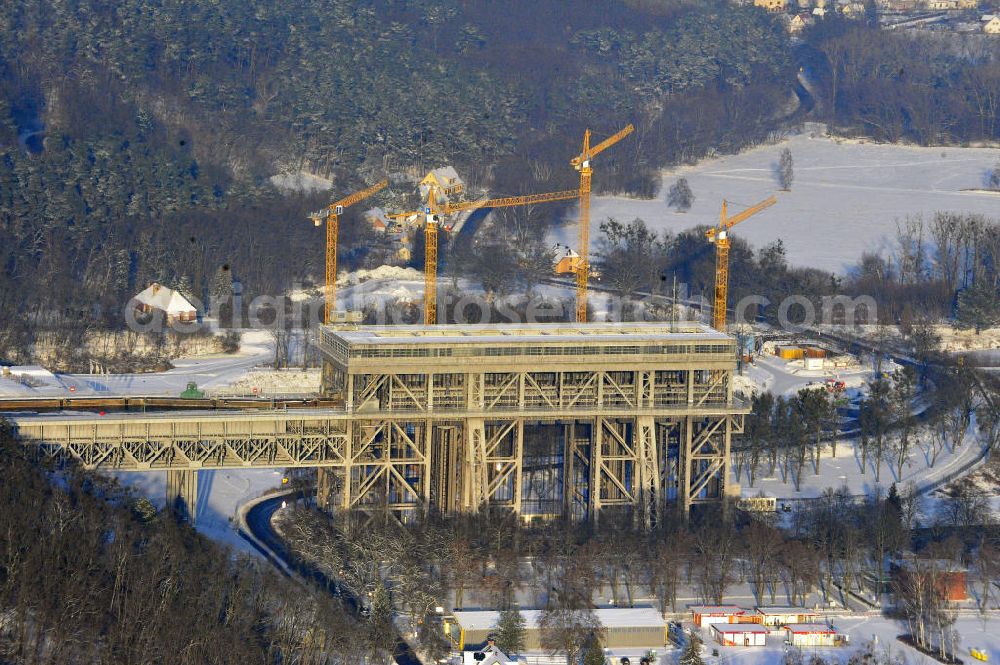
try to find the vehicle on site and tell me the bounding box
[179,382,205,399]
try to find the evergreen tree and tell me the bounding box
[495,608,527,656]
[679,633,705,665]
[365,580,396,662]
[667,177,694,212]
[176,274,196,305]
[955,282,1000,333]
[583,634,607,665]
[211,265,234,302]
[779,148,794,190]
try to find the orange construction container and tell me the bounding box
[776,346,804,360]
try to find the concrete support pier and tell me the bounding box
[166,469,199,523]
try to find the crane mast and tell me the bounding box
[705,195,777,331]
[570,123,634,323]
[576,151,592,324]
[420,187,581,325]
[423,187,441,326]
[310,179,388,325]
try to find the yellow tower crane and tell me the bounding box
[570,123,634,323]
[705,195,777,331]
[309,179,388,324]
[415,186,581,324]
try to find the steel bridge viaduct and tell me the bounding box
[9,322,747,525]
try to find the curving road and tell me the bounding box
[242,494,423,665]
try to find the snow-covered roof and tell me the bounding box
[786,624,837,634]
[328,322,731,346]
[422,166,463,187]
[5,365,55,378]
[134,283,196,315]
[689,605,746,614]
[452,607,666,630]
[756,606,815,615]
[462,646,515,665]
[713,623,769,633]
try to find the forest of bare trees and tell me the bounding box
[0,420,371,665]
[594,212,1000,334]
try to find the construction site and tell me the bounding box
[7,122,777,524]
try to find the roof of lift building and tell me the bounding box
[323,321,732,346]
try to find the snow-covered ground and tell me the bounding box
[732,353,996,505]
[550,132,1000,274]
[112,468,284,555]
[704,616,1000,665]
[744,355,871,399]
[0,329,274,397]
[737,432,988,502]
[268,170,332,193]
[819,323,1000,355]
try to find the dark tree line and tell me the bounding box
[0,420,367,664]
[806,17,1000,144]
[1,0,797,363]
[595,212,1000,331]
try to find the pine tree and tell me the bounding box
[582,634,606,665]
[679,633,705,665]
[365,580,396,661]
[211,265,233,301]
[955,281,1000,333]
[667,177,694,212]
[495,608,527,656]
[779,148,794,190]
[176,274,195,304]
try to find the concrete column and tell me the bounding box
[423,420,433,513]
[341,420,353,511]
[166,469,199,523]
[682,416,693,519]
[590,418,602,524]
[513,419,524,515]
[317,468,333,510]
[321,359,336,397]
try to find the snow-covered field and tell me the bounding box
[550,132,1000,274]
[737,432,988,502]
[706,616,1000,665]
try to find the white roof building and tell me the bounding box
[689,605,748,627]
[462,645,516,665]
[711,623,769,647]
[754,606,819,625]
[133,283,197,322]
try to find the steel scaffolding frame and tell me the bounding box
[12,323,746,524]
